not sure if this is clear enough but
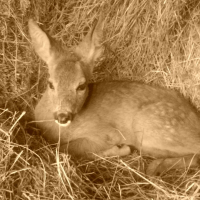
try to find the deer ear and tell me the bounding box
[28,19,53,65]
[75,15,105,66]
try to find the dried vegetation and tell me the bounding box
[1,0,200,199]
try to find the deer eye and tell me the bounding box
[77,82,87,91]
[48,81,55,90]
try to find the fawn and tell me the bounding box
[29,16,200,175]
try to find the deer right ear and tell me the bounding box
[28,19,53,65]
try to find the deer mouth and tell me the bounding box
[54,111,73,127]
[55,119,71,127]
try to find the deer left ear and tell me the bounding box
[75,15,105,68]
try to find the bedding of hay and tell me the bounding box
[1,0,200,199]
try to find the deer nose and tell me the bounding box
[54,112,73,125]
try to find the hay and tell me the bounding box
[1,0,200,199]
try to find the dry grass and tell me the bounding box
[1,0,200,199]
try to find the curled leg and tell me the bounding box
[146,154,200,176]
[60,125,128,158]
[60,138,131,159]
[98,145,131,157]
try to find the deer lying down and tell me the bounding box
[29,16,200,176]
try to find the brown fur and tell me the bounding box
[29,17,200,176]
